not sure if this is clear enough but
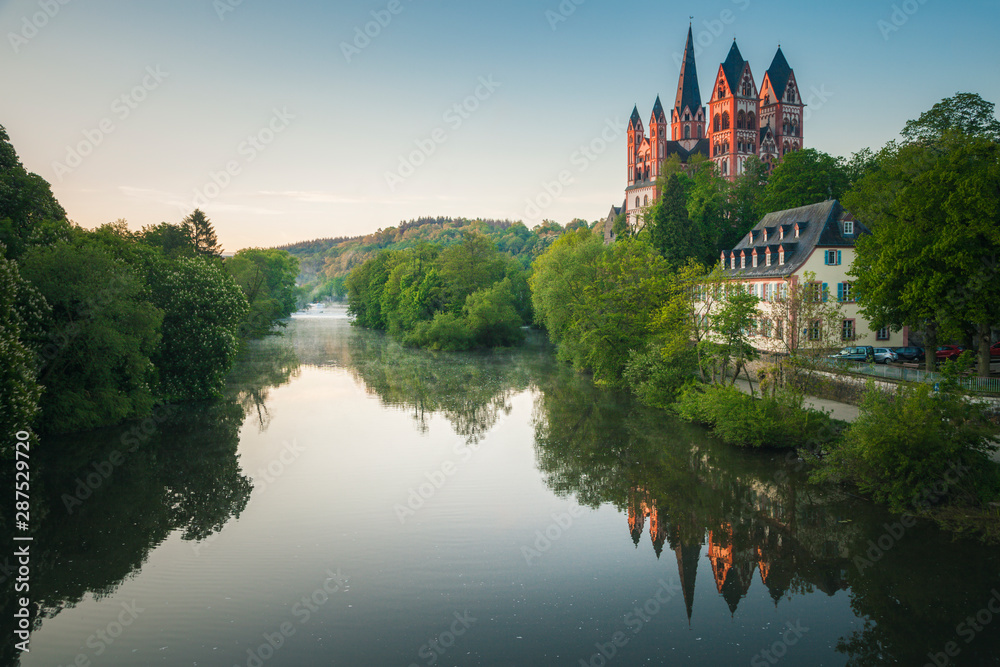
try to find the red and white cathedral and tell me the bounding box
[614,27,804,230]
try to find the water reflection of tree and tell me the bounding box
[343,330,549,442]
[531,370,1000,664]
[0,336,302,666]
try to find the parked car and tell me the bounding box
[873,347,898,364]
[829,346,875,362]
[936,345,966,361]
[894,346,925,362]
[991,342,1000,358]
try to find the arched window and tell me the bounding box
[636,197,640,208]
[697,125,703,138]
[737,111,746,129]
[684,125,691,139]
[659,142,664,159]
[644,195,649,206]
[747,112,756,130]
[783,140,790,155]
[713,114,721,132]
[782,118,789,135]
[792,142,800,151]
[791,121,798,137]
[718,85,725,99]
[722,112,730,130]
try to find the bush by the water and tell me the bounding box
[674,383,836,449]
[817,383,1000,513]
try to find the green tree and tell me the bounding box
[763,148,850,212]
[437,233,507,311]
[20,239,163,433]
[647,173,704,266]
[140,222,195,257]
[0,124,70,260]
[463,278,524,348]
[729,155,769,247]
[901,92,1000,144]
[150,256,248,401]
[685,160,730,259]
[0,244,46,451]
[846,132,1000,375]
[182,209,222,258]
[225,248,300,337]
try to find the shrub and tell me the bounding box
[406,312,473,351]
[819,383,1000,513]
[674,383,834,449]
[623,344,698,410]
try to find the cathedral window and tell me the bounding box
[684,125,691,139]
[782,118,789,135]
[644,195,649,206]
[713,114,721,132]
[697,125,703,138]
[636,197,640,208]
[722,112,731,130]
[737,111,746,129]
[748,112,756,129]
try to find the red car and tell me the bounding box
[935,345,965,361]
[992,342,1000,358]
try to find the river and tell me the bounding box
[6,306,1000,666]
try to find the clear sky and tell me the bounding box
[1,0,997,251]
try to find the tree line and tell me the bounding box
[0,126,299,447]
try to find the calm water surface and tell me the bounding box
[6,306,1000,666]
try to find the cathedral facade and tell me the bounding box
[615,27,804,231]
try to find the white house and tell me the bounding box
[720,199,907,351]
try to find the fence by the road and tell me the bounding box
[817,358,1000,394]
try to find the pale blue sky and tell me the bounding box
[1,0,997,250]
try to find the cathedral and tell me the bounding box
[611,26,804,232]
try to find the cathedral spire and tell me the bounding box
[674,24,703,116]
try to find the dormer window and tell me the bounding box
[844,220,855,236]
[779,226,785,241]
[779,246,785,266]
[748,231,754,244]
[752,250,758,268]
[763,228,769,242]
[765,248,772,267]
[794,224,800,238]
[731,254,737,270]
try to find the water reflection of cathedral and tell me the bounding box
[627,485,851,619]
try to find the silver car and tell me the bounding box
[873,347,897,364]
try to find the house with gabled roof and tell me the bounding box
[720,199,907,350]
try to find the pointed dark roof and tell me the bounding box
[675,543,700,622]
[674,26,703,114]
[766,47,793,99]
[652,96,667,123]
[721,41,746,91]
[629,105,642,128]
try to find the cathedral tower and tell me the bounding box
[707,41,760,181]
[671,25,706,149]
[759,47,804,170]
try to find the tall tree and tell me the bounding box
[647,173,704,266]
[901,92,1000,144]
[182,209,222,258]
[762,148,850,213]
[728,156,769,248]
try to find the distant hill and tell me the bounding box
[278,216,594,303]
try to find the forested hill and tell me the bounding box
[279,216,593,302]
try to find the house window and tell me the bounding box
[807,320,822,341]
[763,283,772,302]
[752,252,758,268]
[740,254,746,269]
[844,220,855,236]
[778,248,785,266]
[762,319,773,338]
[837,282,854,302]
[876,327,890,341]
[808,282,826,303]
[775,319,784,340]
[765,251,771,267]
[731,255,736,270]
[842,319,856,341]
[763,229,769,242]
[825,250,842,266]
